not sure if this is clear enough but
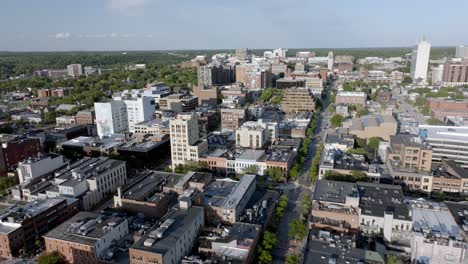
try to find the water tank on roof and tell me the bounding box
[79,220,97,235]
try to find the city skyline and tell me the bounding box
[1,0,468,51]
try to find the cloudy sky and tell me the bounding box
[1,0,467,51]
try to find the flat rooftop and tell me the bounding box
[120,172,180,201]
[202,175,256,209]
[411,200,463,240]
[313,180,358,204]
[55,157,125,182]
[131,206,204,254]
[358,182,411,221]
[43,212,126,246]
[419,125,468,142]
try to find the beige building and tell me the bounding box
[131,118,170,135]
[159,94,198,113]
[221,108,247,131]
[170,113,208,168]
[235,121,278,149]
[281,87,316,113]
[348,114,397,141]
[129,206,204,264]
[192,85,220,107]
[387,134,432,172]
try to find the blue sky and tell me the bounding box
[1,0,467,51]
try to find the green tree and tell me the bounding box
[368,137,381,150]
[0,177,18,195]
[402,76,413,85]
[288,220,308,240]
[356,108,369,117]
[44,111,57,124]
[38,251,69,264]
[289,164,301,180]
[330,114,344,128]
[243,165,259,175]
[426,118,444,125]
[387,255,403,264]
[286,254,301,264]
[267,167,285,182]
[301,195,312,214]
[256,230,278,264]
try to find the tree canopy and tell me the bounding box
[330,114,344,128]
[38,251,69,264]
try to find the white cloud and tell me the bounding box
[55,32,71,39]
[109,33,118,38]
[146,34,153,38]
[85,34,108,38]
[121,33,137,38]
[110,0,148,10]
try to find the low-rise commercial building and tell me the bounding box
[235,121,278,149]
[131,118,170,135]
[129,206,204,264]
[43,212,129,264]
[410,199,467,264]
[0,198,78,259]
[50,157,127,210]
[198,223,260,263]
[335,91,367,107]
[17,154,66,184]
[199,175,256,224]
[349,115,397,140]
[311,180,360,233]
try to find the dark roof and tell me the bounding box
[131,206,204,254]
[357,182,411,221]
[313,180,358,204]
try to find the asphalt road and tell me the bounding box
[272,80,334,263]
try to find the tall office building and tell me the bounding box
[327,51,334,70]
[410,40,431,84]
[113,92,155,131]
[170,113,208,168]
[236,48,250,61]
[272,48,287,58]
[94,101,128,138]
[442,58,468,86]
[455,45,468,58]
[197,65,235,87]
[66,64,83,77]
[431,65,444,85]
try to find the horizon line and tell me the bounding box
[0,45,457,53]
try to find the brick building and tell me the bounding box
[0,198,78,259]
[37,87,70,98]
[0,134,42,176]
[75,110,95,125]
[220,108,247,131]
[43,212,128,264]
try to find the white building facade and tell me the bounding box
[410,40,431,84]
[94,101,128,138]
